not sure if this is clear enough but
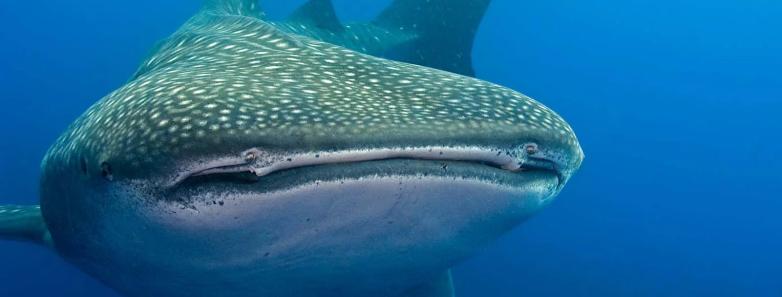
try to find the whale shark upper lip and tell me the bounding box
[169,146,566,189]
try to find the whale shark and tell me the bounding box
[0,0,583,296]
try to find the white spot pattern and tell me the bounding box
[43,10,579,176]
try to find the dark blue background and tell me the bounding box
[1,1,780,296]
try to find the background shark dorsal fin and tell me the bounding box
[374,0,492,76]
[288,0,343,33]
[0,205,51,246]
[202,0,264,18]
[271,0,492,77]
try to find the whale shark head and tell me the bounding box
[38,1,583,296]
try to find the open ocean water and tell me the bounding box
[0,0,780,296]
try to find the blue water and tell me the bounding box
[1,0,780,296]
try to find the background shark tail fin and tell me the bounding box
[374,0,492,76]
[202,0,264,18]
[0,205,51,246]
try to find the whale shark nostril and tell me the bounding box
[244,151,259,163]
[524,143,539,155]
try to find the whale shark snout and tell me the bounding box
[31,1,584,296]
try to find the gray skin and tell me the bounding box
[2,1,583,296]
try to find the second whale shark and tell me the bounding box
[0,0,584,296]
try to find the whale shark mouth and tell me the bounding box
[170,146,563,191]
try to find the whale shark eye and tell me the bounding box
[79,157,88,175]
[100,162,113,181]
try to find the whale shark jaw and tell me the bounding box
[41,143,579,297]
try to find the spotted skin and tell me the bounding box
[272,21,414,58]
[44,7,580,187]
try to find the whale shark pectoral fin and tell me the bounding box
[400,270,455,297]
[374,0,492,77]
[0,205,51,246]
[202,0,264,18]
[288,0,344,33]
